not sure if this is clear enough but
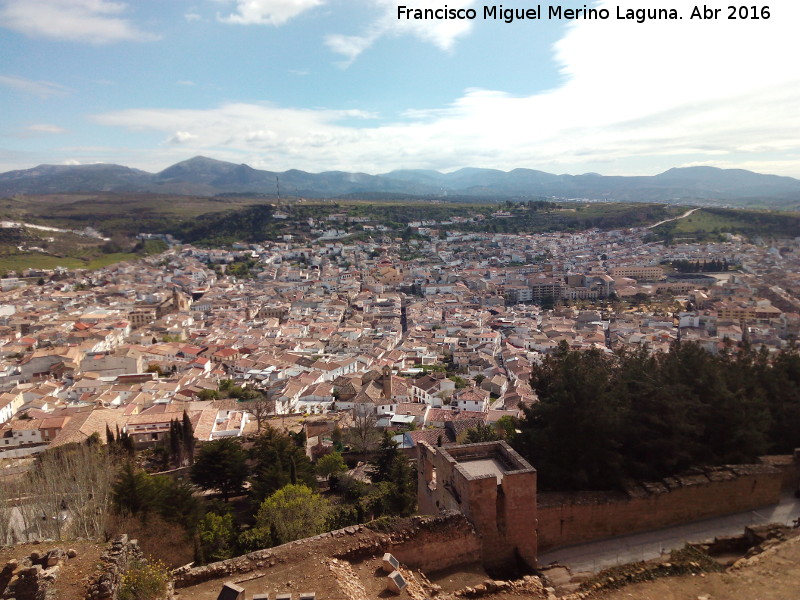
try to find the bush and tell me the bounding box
[118,558,169,600]
[197,512,237,563]
[253,484,330,545]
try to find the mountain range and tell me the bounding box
[2,156,800,207]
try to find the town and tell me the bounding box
[0,215,800,450]
[0,206,798,599]
[0,215,795,454]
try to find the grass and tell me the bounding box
[85,252,138,269]
[669,209,750,234]
[0,252,137,274]
[655,207,800,242]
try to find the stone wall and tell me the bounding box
[377,512,481,572]
[538,464,784,552]
[173,512,479,590]
[85,534,166,600]
[759,454,799,492]
[1,547,76,600]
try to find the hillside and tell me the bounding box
[3,157,800,207]
[592,530,800,600]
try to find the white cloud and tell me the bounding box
[167,131,199,145]
[0,0,159,44]
[28,124,66,134]
[326,0,477,63]
[0,74,71,98]
[177,80,197,86]
[92,0,800,177]
[218,0,324,26]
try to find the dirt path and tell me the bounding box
[647,207,700,229]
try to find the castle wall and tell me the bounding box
[174,513,480,590]
[388,514,481,572]
[537,464,783,552]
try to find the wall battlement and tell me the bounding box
[537,463,784,552]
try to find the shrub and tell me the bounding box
[118,558,169,600]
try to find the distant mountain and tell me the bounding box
[0,163,152,195]
[2,156,800,207]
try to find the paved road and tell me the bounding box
[538,494,800,573]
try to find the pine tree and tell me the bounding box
[190,438,248,502]
[182,410,195,465]
[168,419,182,468]
[370,432,399,483]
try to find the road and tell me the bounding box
[647,207,700,229]
[0,219,110,240]
[538,493,800,573]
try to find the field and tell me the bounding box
[0,193,272,235]
[669,209,751,234]
[1,193,797,263]
[0,252,139,274]
[654,207,800,242]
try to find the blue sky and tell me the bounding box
[2,0,800,177]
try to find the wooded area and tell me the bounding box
[513,341,800,491]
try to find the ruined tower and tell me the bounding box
[417,441,538,573]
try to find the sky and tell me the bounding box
[2,0,800,177]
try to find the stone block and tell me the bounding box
[386,570,407,594]
[382,553,400,573]
[216,581,245,600]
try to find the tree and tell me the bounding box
[113,465,203,533]
[249,427,316,505]
[253,484,330,545]
[182,410,195,465]
[197,512,237,563]
[197,389,219,400]
[449,375,468,389]
[190,438,247,501]
[513,346,628,491]
[346,411,381,462]
[460,423,501,444]
[21,443,116,541]
[242,393,275,433]
[513,341,779,492]
[495,415,518,440]
[113,462,157,517]
[370,432,399,483]
[149,476,203,533]
[331,424,344,452]
[384,454,417,516]
[315,452,347,482]
[168,419,184,468]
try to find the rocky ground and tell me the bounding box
[587,530,800,600]
[0,539,105,600]
[0,523,797,600]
